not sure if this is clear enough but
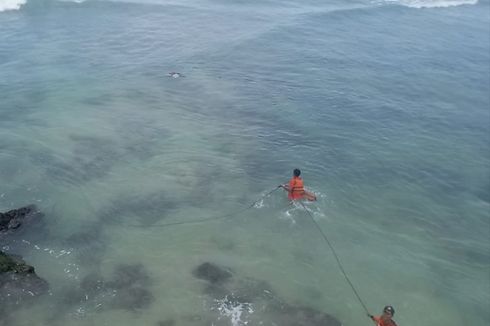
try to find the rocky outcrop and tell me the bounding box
[0,250,49,311]
[0,205,42,234]
[0,205,49,321]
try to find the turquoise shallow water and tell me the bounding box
[0,0,489,325]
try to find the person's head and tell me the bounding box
[293,169,301,177]
[382,306,395,319]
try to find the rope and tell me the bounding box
[127,186,282,228]
[124,186,373,320]
[299,201,372,318]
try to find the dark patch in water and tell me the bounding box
[64,227,106,266]
[266,303,342,326]
[111,286,154,311]
[60,263,154,315]
[192,262,233,284]
[108,263,151,289]
[304,286,324,301]
[33,135,121,185]
[157,320,176,326]
[80,272,106,295]
[69,134,121,180]
[98,191,178,226]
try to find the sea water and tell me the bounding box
[0,0,489,325]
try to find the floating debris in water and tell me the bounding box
[167,72,184,78]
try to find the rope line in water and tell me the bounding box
[299,201,371,318]
[127,186,282,228]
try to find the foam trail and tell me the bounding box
[0,0,26,11]
[214,296,254,326]
[382,0,478,8]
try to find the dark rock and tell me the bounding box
[0,205,42,233]
[192,262,232,284]
[0,250,49,312]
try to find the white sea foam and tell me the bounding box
[0,0,87,12]
[381,0,478,8]
[214,296,254,326]
[0,0,26,11]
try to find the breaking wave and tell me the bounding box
[380,0,478,8]
[0,0,86,12]
[0,0,26,11]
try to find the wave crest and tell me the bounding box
[380,0,478,8]
[0,0,27,11]
[0,0,87,12]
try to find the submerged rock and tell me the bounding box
[0,251,49,311]
[192,262,232,284]
[0,205,42,234]
[63,263,155,314]
[192,261,341,326]
[0,205,48,317]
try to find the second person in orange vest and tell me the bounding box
[369,306,398,326]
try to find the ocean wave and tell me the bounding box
[0,0,26,11]
[0,0,86,12]
[380,0,479,8]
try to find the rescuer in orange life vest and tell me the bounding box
[369,306,398,326]
[281,169,316,201]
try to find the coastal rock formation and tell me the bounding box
[0,205,42,234]
[0,251,49,311]
[0,205,48,315]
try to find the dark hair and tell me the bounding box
[383,306,395,316]
[293,169,301,177]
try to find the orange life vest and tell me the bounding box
[373,316,398,326]
[288,176,305,200]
